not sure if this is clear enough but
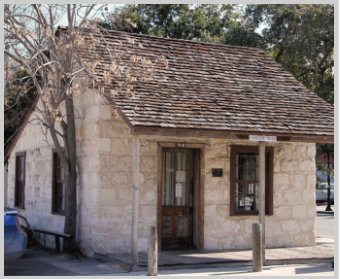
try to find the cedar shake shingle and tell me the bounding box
[83,29,334,137]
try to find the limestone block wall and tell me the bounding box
[203,140,316,250]
[99,132,315,254]
[6,88,316,256]
[6,88,108,251]
[7,107,65,248]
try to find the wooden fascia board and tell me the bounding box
[133,126,333,143]
[103,94,134,129]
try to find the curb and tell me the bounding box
[93,254,334,272]
[317,211,334,215]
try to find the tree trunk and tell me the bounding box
[63,93,78,253]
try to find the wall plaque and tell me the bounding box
[212,168,223,177]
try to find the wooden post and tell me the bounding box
[147,226,158,276]
[259,141,265,265]
[252,223,262,272]
[131,134,140,267]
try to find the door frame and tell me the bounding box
[157,142,205,251]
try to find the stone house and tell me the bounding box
[5,30,334,258]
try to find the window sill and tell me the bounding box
[230,213,273,217]
[51,212,65,216]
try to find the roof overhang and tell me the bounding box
[132,126,334,143]
[103,94,333,144]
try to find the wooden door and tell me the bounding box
[161,149,194,250]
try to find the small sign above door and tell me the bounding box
[249,135,277,142]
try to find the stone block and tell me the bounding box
[274,173,289,186]
[140,205,157,219]
[205,205,217,218]
[98,138,111,152]
[299,160,314,171]
[307,175,316,187]
[299,219,314,232]
[295,145,307,157]
[117,188,132,202]
[281,220,299,232]
[141,189,156,203]
[292,205,307,219]
[273,159,281,173]
[283,190,300,203]
[274,205,292,219]
[138,237,148,253]
[307,145,316,158]
[112,172,129,186]
[140,156,156,170]
[281,160,298,173]
[291,175,306,188]
[302,190,314,202]
[216,205,229,217]
[307,205,316,218]
[205,189,225,203]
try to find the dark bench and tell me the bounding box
[33,228,73,253]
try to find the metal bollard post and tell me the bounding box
[252,223,262,272]
[147,226,158,276]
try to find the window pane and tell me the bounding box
[247,183,255,195]
[236,167,244,180]
[58,166,65,181]
[246,156,256,167]
[237,195,245,210]
[234,196,239,211]
[58,183,64,195]
[235,183,245,196]
[58,197,64,210]
[236,154,245,166]
[176,152,188,206]
[162,152,175,206]
[246,168,256,180]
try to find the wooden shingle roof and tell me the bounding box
[86,29,333,141]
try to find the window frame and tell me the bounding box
[15,151,26,208]
[230,145,273,216]
[52,149,66,215]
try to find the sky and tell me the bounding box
[57,4,124,26]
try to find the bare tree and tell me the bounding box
[4,4,160,253]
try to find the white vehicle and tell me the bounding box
[316,182,334,203]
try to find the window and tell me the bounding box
[52,150,66,214]
[15,152,26,208]
[230,145,273,215]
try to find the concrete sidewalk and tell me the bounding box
[102,263,335,276]
[5,236,334,276]
[95,237,334,271]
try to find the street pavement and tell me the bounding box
[316,204,334,239]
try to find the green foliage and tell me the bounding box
[4,70,35,155]
[244,4,334,104]
[103,4,239,43]
[223,25,266,49]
